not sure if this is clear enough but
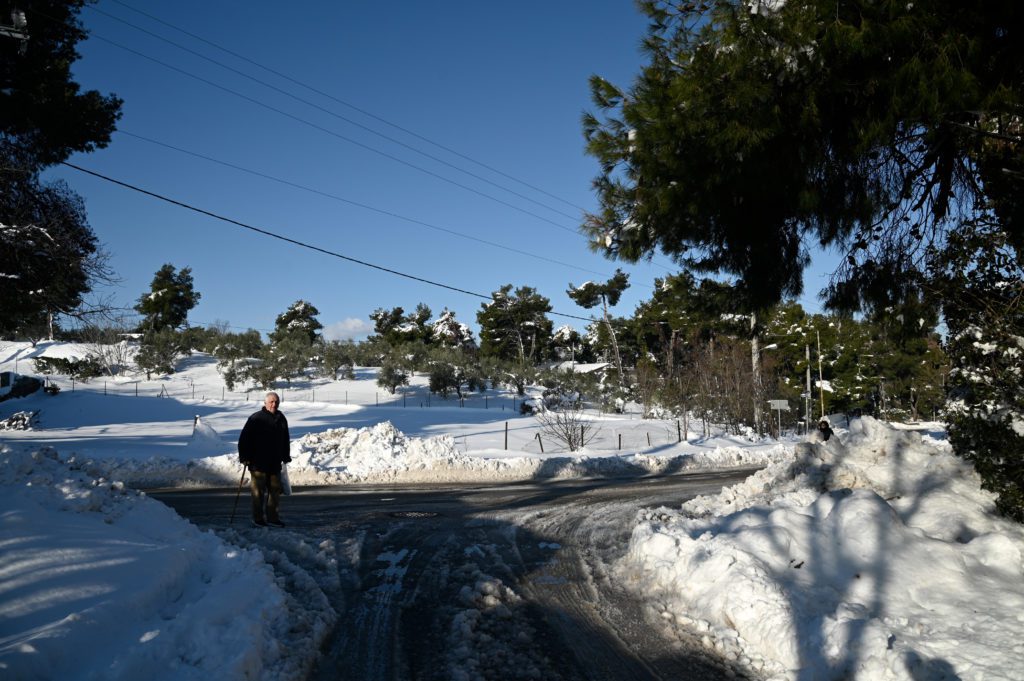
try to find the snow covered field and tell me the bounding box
[2,341,1022,680]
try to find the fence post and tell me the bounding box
[535,432,544,454]
[135,383,138,397]
[104,381,106,395]
[581,425,584,449]
[505,421,508,450]
[403,392,406,407]
[647,433,651,447]
[618,433,622,450]
[222,387,225,400]
[485,395,488,409]
[677,420,682,443]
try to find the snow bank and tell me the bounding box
[0,445,337,680]
[622,417,1024,680]
[61,420,786,489]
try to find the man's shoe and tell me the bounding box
[267,518,285,527]
[253,518,268,527]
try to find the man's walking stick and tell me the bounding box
[229,465,248,525]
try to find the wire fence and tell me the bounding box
[34,374,572,413]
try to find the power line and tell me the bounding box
[69,4,675,273]
[60,161,597,323]
[116,129,639,284]
[85,3,583,224]
[105,0,591,215]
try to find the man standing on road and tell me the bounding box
[238,391,291,527]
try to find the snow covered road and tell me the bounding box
[153,472,760,681]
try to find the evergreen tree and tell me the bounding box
[135,327,182,379]
[0,175,106,337]
[568,269,630,387]
[134,264,201,333]
[431,308,476,350]
[270,300,322,345]
[316,339,355,380]
[587,0,1022,516]
[370,303,434,346]
[933,218,1024,521]
[584,0,1023,310]
[376,350,410,394]
[1,0,122,171]
[477,284,553,366]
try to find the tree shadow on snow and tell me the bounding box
[152,480,751,681]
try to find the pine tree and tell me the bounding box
[477,284,553,366]
[568,269,630,388]
[933,218,1024,520]
[270,300,322,345]
[134,264,201,333]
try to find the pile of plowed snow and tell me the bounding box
[0,445,337,680]
[621,417,1024,681]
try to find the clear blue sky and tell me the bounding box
[47,0,834,340]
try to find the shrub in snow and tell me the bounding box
[933,222,1024,522]
[0,410,38,430]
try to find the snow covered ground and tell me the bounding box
[2,341,1022,680]
[623,417,1024,680]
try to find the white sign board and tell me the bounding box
[768,399,790,411]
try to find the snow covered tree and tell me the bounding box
[0,168,118,338]
[134,327,182,379]
[933,218,1024,521]
[567,269,629,388]
[0,1,121,338]
[376,350,410,394]
[270,300,322,345]
[431,308,475,350]
[316,339,355,380]
[477,284,553,366]
[370,303,433,347]
[134,264,200,333]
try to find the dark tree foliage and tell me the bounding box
[477,284,554,365]
[1,1,121,337]
[932,219,1024,521]
[270,300,322,345]
[0,170,97,336]
[1,0,122,170]
[134,264,201,333]
[587,0,1024,519]
[584,0,1023,310]
[369,303,433,346]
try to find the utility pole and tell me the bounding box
[751,312,761,433]
[805,343,812,432]
[817,330,825,418]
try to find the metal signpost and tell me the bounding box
[768,399,790,437]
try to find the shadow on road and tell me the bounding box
[154,476,754,681]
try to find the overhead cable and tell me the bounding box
[60,161,596,323]
[105,0,590,214]
[86,3,582,223]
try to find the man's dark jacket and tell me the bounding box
[238,407,291,473]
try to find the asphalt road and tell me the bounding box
[152,470,760,681]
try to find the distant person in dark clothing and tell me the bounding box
[817,418,834,442]
[238,392,291,526]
